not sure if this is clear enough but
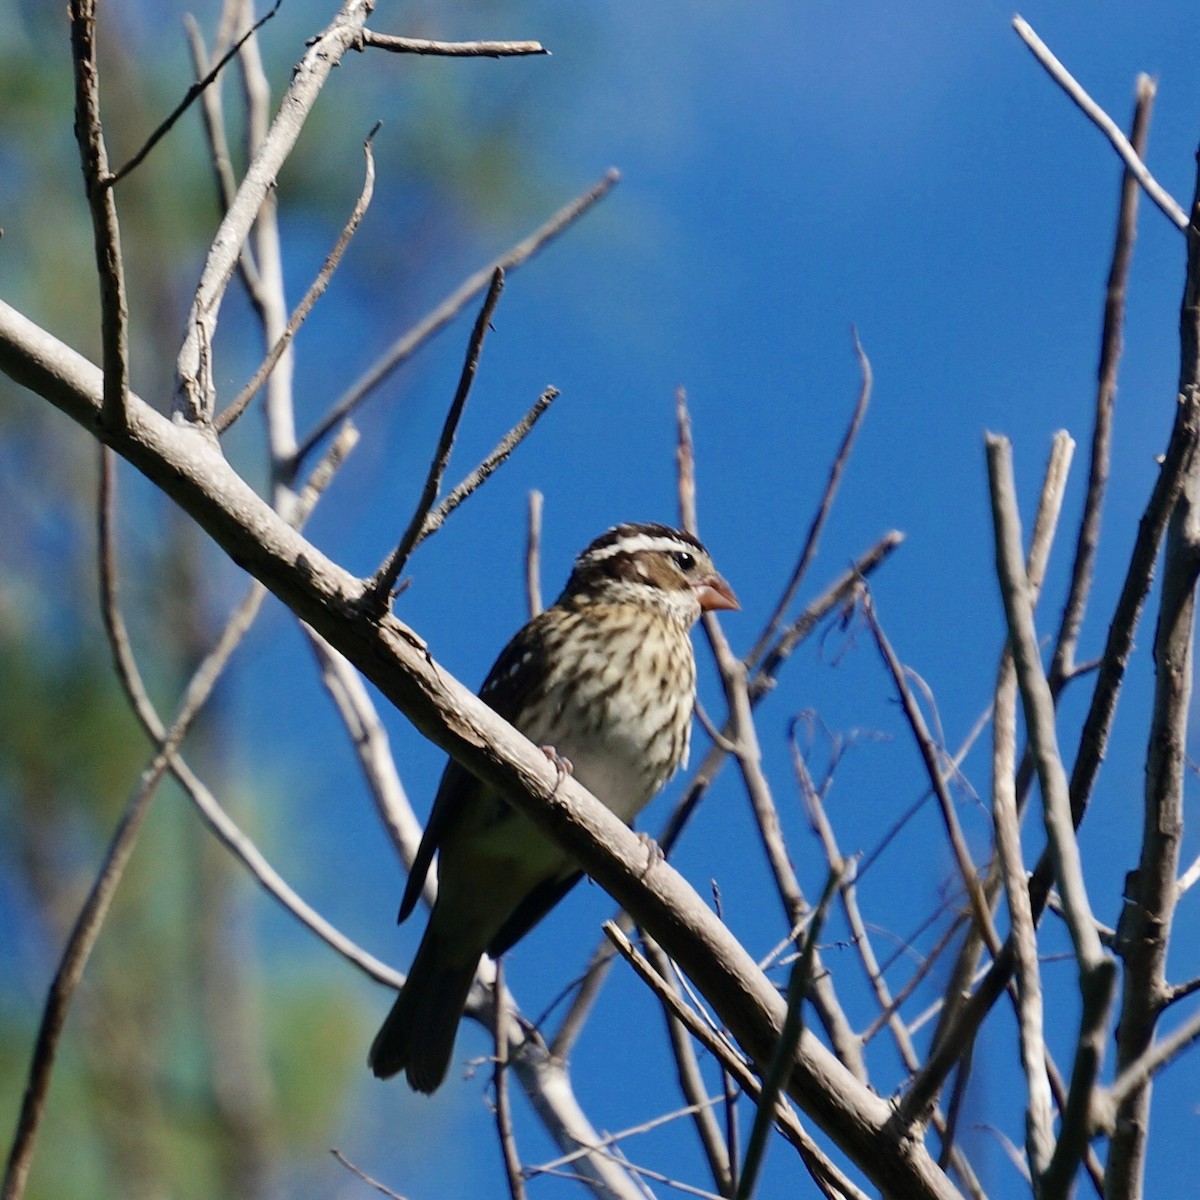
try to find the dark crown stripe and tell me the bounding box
[579,522,703,565]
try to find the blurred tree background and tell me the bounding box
[0,4,558,1196]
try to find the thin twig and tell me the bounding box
[1012,17,1186,230]
[735,865,845,1200]
[643,939,734,1197]
[862,593,1000,957]
[678,389,866,1081]
[108,1,282,186]
[217,125,380,434]
[185,13,265,307]
[358,31,547,58]
[68,0,129,430]
[987,437,1107,971]
[745,331,871,669]
[331,1149,408,1200]
[1105,1001,1200,1112]
[366,268,507,608]
[986,434,1117,1197]
[295,169,618,465]
[1050,77,1156,685]
[175,0,379,423]
[421,386,561,543]
[602,925,870,1200]
[492,962,528,1200]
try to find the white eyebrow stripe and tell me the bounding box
[582,533,689,562]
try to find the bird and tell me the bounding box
[368,522,738,1093]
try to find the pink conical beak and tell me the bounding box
[696,573,739,612]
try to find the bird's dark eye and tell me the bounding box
[672,550,696,572]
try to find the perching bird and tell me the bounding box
[368,522,738,1093]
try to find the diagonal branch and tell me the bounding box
[1012,16,1186,230]
[217,125,380,434]
[108,1,282,187]
[366,268,506,609]
[745,331,871,669]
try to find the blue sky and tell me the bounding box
[10,1,1200,1196]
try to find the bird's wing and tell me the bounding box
[486,870,583,956]
[396,615,550,924]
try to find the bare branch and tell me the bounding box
[366,267,506,608]
[642,938,734,1198]
[986,434,1117,1198]
[1105,149,1200,1196]
[493,963,528,1200]
[1012,16,1186,230]
[735,864,845,1200]
[68,0,129,430]
[1050,77,1156,684]
[358,30,547,58]
[175,0,377,424]
[746,331,871,669]
[331,1149,409,1200]
[603,926,871,1200]
[108,1,282,187]
[422,386,561,540]
[862,594,1000,958]
[217,126,379,434]
[1105,1001,1200,1112]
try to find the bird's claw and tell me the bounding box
[636,831,664,878]
[541,745,574,792]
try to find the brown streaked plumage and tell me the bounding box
[368,522,737,1092]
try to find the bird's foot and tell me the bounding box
[541,745,574,793]
[636,831,664,878]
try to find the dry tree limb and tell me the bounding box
[986,434,1116,1199]
[603,926,871,1200]
[677,389,867,1083]
[426,387,562,543]
[793,737,986,1200]
[217,126,380,433]
[1012,17,1186,230]
[492,962,529,1200]
[1,426,362,1200]
[862,594,1001,960]
[367,268,506,608]
[109,0,282,187]
[642,938,734,1198]
[331,1149,409,1200]
[295,169,619,465]
[1050,77,1156,685]
[989,431,1075,1179]
[735,865,845,1200]
[526,489,545,618]
[185,14,266,307]
[745,331,871,669]
[175,0,378,425]
[923,78,1158,1123]
[357,31,547,58]
[68,0,129,430]
[1104,149,1200,1199]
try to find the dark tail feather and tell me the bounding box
[368,930,478,1093]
